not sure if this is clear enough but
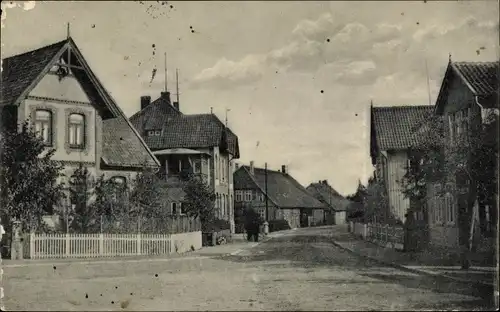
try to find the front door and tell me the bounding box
[300,210,308,227]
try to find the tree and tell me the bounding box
[0,121,65,234]
[68,164,96,233]
[363,175,396,224]
[181,173,216,227]
[129,166,166,220]
[401,111,498,269]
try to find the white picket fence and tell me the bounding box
[25,231,202,260]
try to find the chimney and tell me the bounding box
[160,91,171,103]
[140,96,151,110]
[281,165,287,174]
[322,180,328,185]
[249,161,254,175]
[173,101,179,111]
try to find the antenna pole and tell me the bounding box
[176,68,180,103]
[164,52,168,92]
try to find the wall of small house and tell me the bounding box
[234,189,278,221]
[23,72,102,170]
[386,151,410,223]
[210,146,234,231]
[335,211,347,225]
[425,182,460,249]
[436,74,483,249]
[312,209,325,225]
[281,208,300,229]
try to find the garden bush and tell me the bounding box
[268,219,291,232]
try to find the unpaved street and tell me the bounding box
[3,226,492,311]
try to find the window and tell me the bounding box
[171,202,177,215]
[215,155,218,180]
[235,190,243,202]
[258,208,266,220]
[180,202,186,215]
[222,195,226,216]
[445,192,455,224]
[68,113,85,148]
[194,159,202,174]
[147,130,161,136]
[244,190,253,202]
[34,110,52,144]
[449,108,470,144]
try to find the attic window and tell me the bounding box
[147,130,161,136]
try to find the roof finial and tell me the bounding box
[448,53,452,62]
[67,22,70,39]
[370,99,373,107]
[210,107,213,114]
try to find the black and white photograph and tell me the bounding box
[0,1,498,310]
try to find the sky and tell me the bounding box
[1,1,499,196]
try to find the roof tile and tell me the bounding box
[1,40,67,106]
[453,61,499,96]
[371,105,434,151]
[235,166,327,209]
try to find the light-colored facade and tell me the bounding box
[1,37,160,220]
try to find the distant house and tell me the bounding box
[129,92,240,233]
[0,37,160,221]
[370,104,435,223]
[426,60,499,250]
[306,180,350,225]
[233,162,327,230]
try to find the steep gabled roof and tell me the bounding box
[370,105,435,155]
[1,37,160,169]
[306,182,351,212]
[1,40,67,106]
[129,96,182,133]
[234,166,327,209]
[436,61,499,114]
[137,113,240,158]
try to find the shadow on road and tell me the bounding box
[220,233,495,309]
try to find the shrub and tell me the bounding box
[202,218,230,232]
[268,219,291,232]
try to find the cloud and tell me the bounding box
[1,1,36,28]
[190,13,404,88]
[191,11,497,90]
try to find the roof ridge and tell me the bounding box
[2,39,67,61]
[453,60,499,65]
[372,105,434,110]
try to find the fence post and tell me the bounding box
[29,233,35,259]
[65,233,70,258]
[99,233,104,256]
[363,224,368,239]
[136,233,141,256]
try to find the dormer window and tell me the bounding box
[147,130,161,136]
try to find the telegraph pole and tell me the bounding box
[263,162,269,235]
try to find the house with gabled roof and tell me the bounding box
[306,180,350,225]
[0,36,160,220]
[426,59,498,251]
[130,92,240,233]
[233,162,328,230]
[370,104,435,224]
